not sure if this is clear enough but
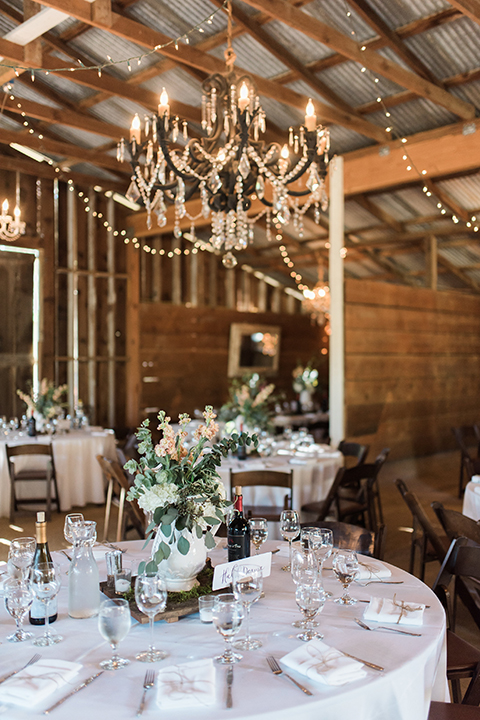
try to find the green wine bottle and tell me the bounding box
[29,511,58,625]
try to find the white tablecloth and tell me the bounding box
[462,477,480,521]
[218,450,343,521]
[0,539,447,720]
[0,430,117,516]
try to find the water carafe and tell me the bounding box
[68,520,100,618]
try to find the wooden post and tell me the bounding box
[125,241,140,427]
[107,197,116,428]
[329,155,345,447]
[225,267,235,309]
[87,190,97,423]
[67,186,79,412]
[425,234,438,290]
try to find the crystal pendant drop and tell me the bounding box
[222,251,237,269]
[306,165,321,192]
[209,171,222,193]
[255,174,265,199]
[239,152,250,180]
[126,179,140,203]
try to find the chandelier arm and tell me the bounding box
[158,127,199,184]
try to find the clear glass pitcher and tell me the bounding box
[68,520,100,619]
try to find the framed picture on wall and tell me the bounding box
[228,323,281,377]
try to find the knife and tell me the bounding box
[43,671,104,714]
[340,651,384,672]
[226,666,233,708]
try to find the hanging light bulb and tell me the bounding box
[238,82,249,113]
[305,98,316,131]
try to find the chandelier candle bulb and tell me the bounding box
[130,114,141,144]
[305,99,317,132]
[158,88,169,117]
[238,82,249,113]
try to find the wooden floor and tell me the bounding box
[1,448,477,650]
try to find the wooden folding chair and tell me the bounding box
[6,443,60,521]
[96,455,146,542]
[228,469,293,522]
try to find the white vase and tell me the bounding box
[299,389,314,412]
[151,526,207,592]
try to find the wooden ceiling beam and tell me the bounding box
[437,245,480,291]
[30,0,386,142]
[240,0,473,119]
[423,179,471,223]
[447,0,480,26]
[346,0,442,86]
[355,195,404,232]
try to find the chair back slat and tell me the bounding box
[431,501,480,545]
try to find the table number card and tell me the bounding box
[212,553,272,591]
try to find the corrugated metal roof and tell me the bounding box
[405,17,480,80]
[361,0,451,30]
[89,97,147,129]
[38,71,96,103]
[0,13,16,34]
[10,81,63,109]
[128,0,226,41]
[317,61,402,108]
[345,200,382,230]
[49,124,109,149]
[329,124,375,154]
[368,97,457,136]
[306,0,376,43]
[265,19,332,66]
[142,67,203,106]
[69,28,153,80]
[436,173,480,211]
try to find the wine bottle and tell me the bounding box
[227,486,251,562]
[27,412,36,437]
[29,511,58,625]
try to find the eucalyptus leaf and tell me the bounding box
[161,523,172,537]
[138,560,146,574]
[205,530,216,549]
[146,560,158,573]
[195,524,203,539]
[160,541,171,559]
[204,516,220,525]
[177,535,190,555]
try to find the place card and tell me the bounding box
[212,553,272,591]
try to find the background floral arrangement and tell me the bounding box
[292,361,319,394]
[125,406,257,573]
[17,379,68,419]
[218,372,277,432]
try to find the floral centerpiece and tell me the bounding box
[17,379,68,422]
[292,362,319,412]
[218,372,276,432]
[125,406,257,590]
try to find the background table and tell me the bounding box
[0,430,117,516]
[0,539,447,720]
[462,477,480,521]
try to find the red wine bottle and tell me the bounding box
[227,486,251,562]
[29,512,58,625]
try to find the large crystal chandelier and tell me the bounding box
[0,172,25,242]
[118,2,330,267]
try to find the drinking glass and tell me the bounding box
[333,550,359,605]
[232,564,263,650]
[306,527,333,597]
[8,537,36,580]
[31,562,63,646]
[280,510,300,571]
[135,573,168,662]
[295,582,326,641]
[98,598,131,670]
[64,513,85,546]
[291,548,319,628]
[4,578,34,642]
[212,593,244,664]
[249,518,268,555]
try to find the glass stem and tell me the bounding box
[44,600,50,639]
[149,614,155,652]
[244,603,251,642]
[224,638,233,661]
[288,539,292,569]
[319,559,325,591]
[111,642,118,662]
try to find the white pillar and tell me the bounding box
[328,156,345,447]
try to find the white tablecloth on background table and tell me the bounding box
[0,430,117,516]
[218,449,343,521]
[0,539,447,720]
[462,476,480,521]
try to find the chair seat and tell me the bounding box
[447,630,480,674]
[429,702,480,719]
[301,500,328,516]
[11,469,50,480]
[244,505,287,522]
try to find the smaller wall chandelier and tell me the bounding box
[118,2,330,267]
[302,279,330,325]
[0,172,26,242]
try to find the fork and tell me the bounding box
[0,653,41,685]
[355,580,404,586]
[354,617,422,637]
[136,669,156,716]
[266,656,313,696]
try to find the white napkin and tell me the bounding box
[275,542,300,558]
[281,639,367,686]
[156,659,216,709]
[471,475,480,484]
[355,559,392,582]
[364,596,425,626]
[472,483,480,496]
[0,659,82,708]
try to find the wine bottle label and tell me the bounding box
[30,597,57,620]
[227,534,251,562]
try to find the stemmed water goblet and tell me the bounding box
[4,578,35,642]
[135,572,168,662]
[8,537,36,580]
[249,518,268,555]
[333,549,359,605]
[98,598,131,670]
[31,562,63,646]
[305,527,333,597]
[295,582,326,641]
[280,509,300,571]
[291,548,319,629]
[212,593,244,664]
[232,564,263,650]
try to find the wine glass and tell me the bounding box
[135,573,168,662]
[98,598,131,670]
[4,578,34,642]
[232,564,263,651]
[280,509,300,571]
[8,537,36,580]
[295,582,326,641]
[249,518,268,555]
[64,513,85,546]
[291,548,319,628]
[333,550,359,605]
[31,562,63,646]
[212,593,244,664]
[306,527,333,597]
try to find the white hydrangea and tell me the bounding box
[137,483,180,512]
[215,481,226,500]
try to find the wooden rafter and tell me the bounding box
[240,0,474,119]
[28,0,386,142]
[447,0,480,26]
[437,246,480,291]
[355,195,404,233]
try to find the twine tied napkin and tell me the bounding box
[281,639,367,686]
[156,659,216,709]
[364,595,425,626]
[0,659,82,707]
[356,559,392,582]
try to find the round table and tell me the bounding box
[0,539,447,720]
[462,477,480,521]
